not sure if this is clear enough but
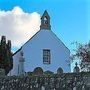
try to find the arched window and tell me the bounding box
[44,16,48,24]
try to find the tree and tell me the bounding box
[0,36,13,75]
[70,41,90,72]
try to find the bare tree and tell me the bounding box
[70,41,90,72]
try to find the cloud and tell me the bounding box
[0,6,41,48]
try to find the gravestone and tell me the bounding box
[44,70,54,75]
[34,67,43,75]
[57,67,63,74]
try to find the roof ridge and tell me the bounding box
[13,30,41,55]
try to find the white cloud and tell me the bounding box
[0,6,41,48]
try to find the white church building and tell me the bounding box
[8,10,70,76]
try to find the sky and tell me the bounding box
[0,0,90,71]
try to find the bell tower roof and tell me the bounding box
[40,10,51,30]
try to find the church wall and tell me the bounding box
[8,50,21,76]
[8,29,70,76]
[21,30,70,73]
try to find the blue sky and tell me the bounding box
[0,0,90,70]
[0,0,89,49]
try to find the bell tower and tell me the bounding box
[40,10,51,30]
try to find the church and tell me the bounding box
[8,10,70,76]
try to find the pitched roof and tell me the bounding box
[41,10,50,19]
[13,30,41,55]
[13,29,70,55]
[13,47,22,56]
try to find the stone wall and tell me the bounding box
[0,72,90,90]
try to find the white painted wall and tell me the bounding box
[8,51,21,76]
[9,29,70,76]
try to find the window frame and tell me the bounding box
[43,49,51,64]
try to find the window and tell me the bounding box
[44,16,48,24]
[43,49,51,64]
